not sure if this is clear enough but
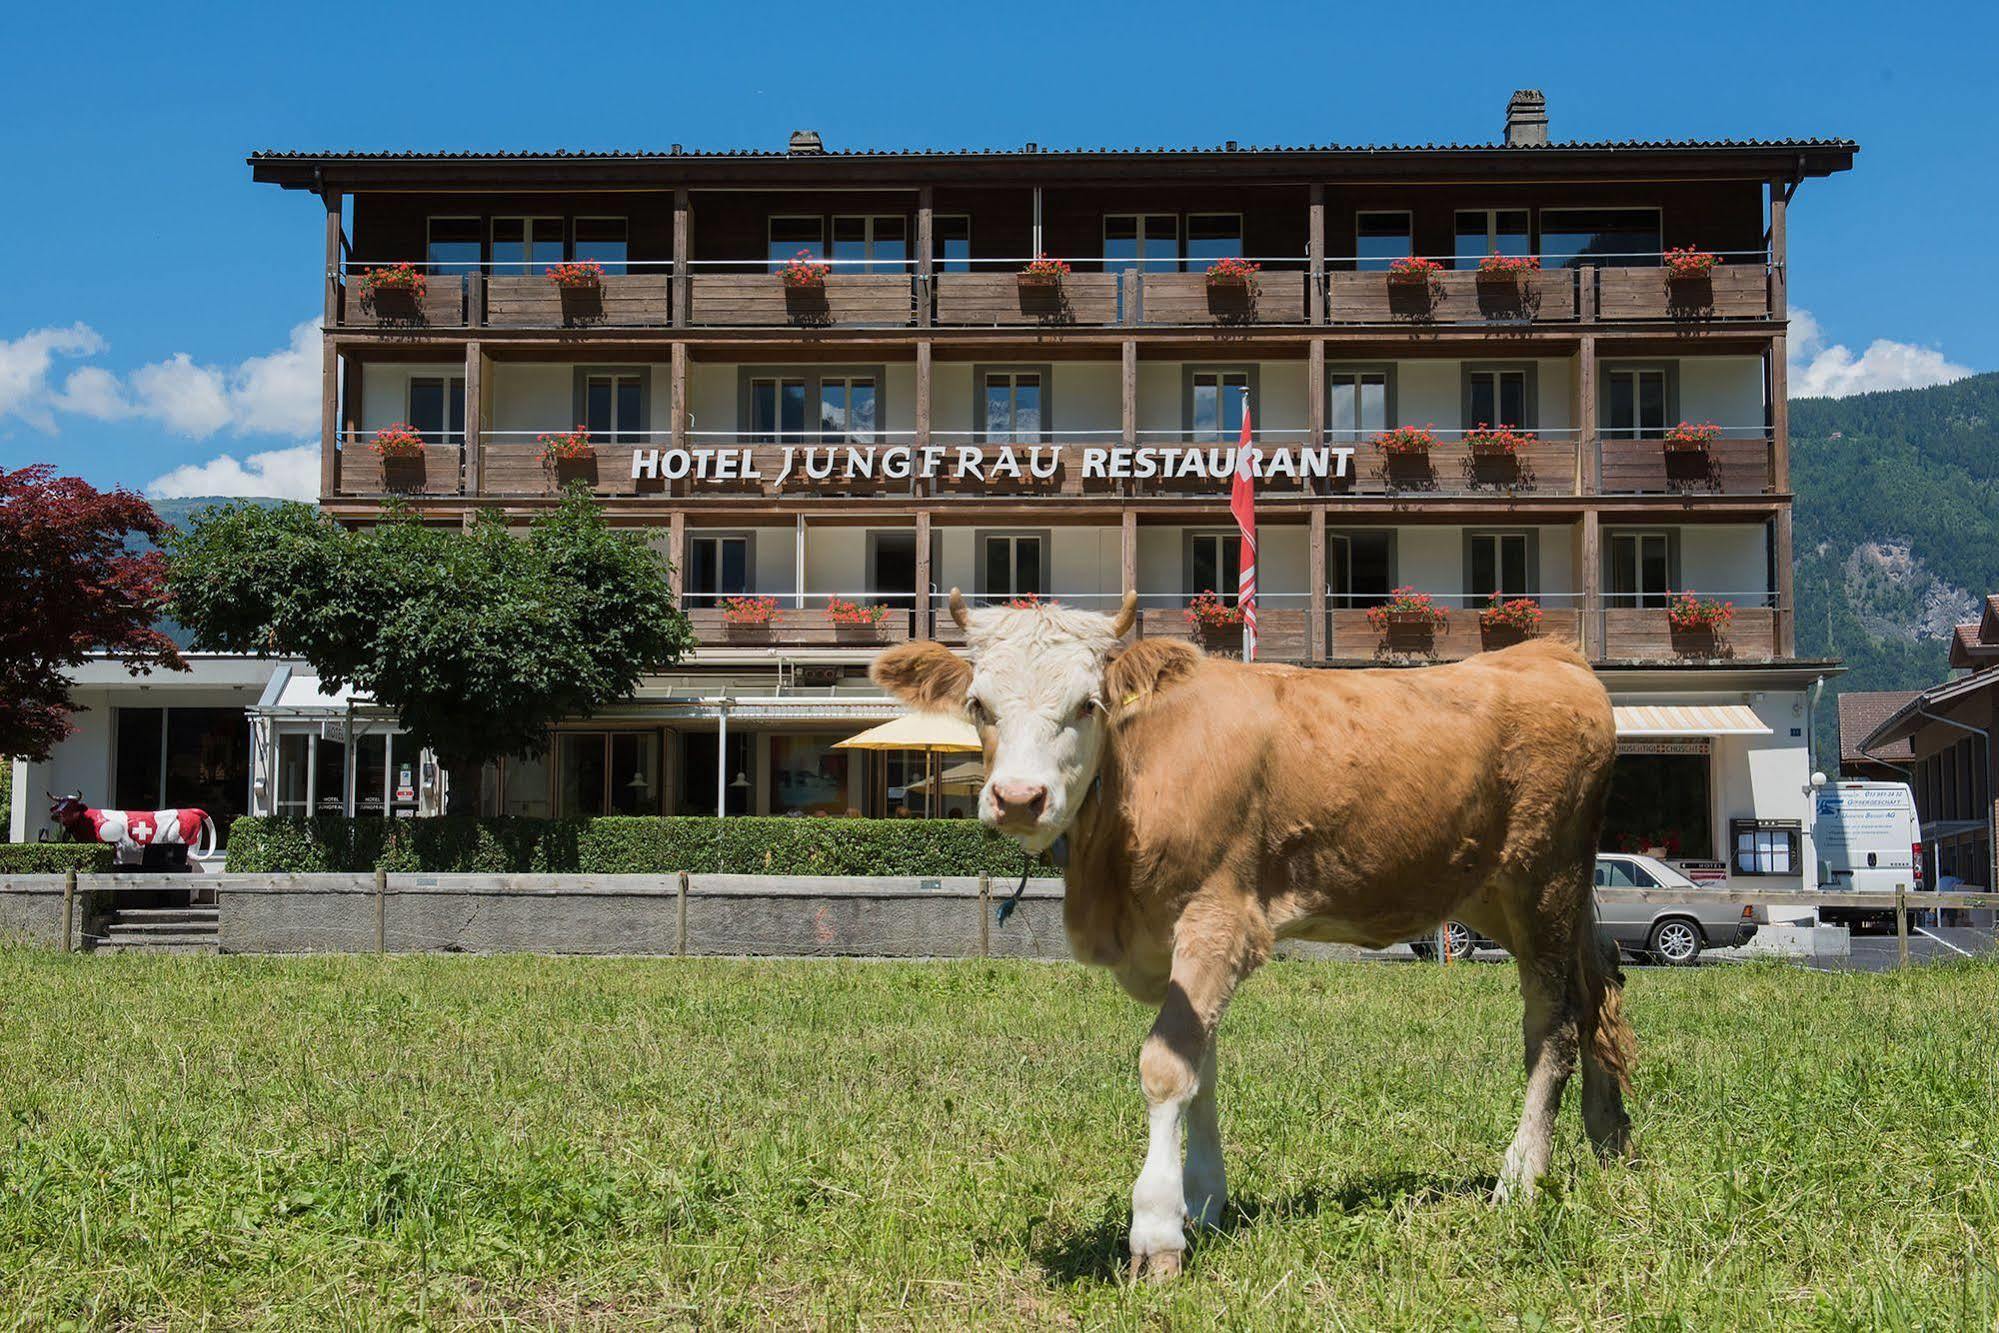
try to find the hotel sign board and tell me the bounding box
[627,444,1356,487]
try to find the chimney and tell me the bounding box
[1504,90,1548,147]
[788,129,825,156]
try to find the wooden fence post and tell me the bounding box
[676,870,689,957]
[1895,882,1910,969]
[978,873,991,958]
[62,868,76,954]
[374,866,387,954]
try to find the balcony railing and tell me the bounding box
[681,593,918,649]
[1594,593,1784,664]
[1597,433,1777,496]
[333,252,1775,331]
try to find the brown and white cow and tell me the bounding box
[872,590,1634,1278]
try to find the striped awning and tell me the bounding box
[1613,704,1771,737]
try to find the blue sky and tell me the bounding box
[2,0,1991,499]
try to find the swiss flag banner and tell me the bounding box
[1229,393,1257,660]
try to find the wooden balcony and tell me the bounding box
[685,606,913,649]
[1326,608,1584,662]
[1133,273,1308,326]
[689,274,914,327]
[335,442,463,495]
[1327,270,1577,325]
[1594,265,1769,322]
[1599,438,1776,496]
[1598,607,1780,663]
[933,273,1120,326]
[484,274,671,328]
[1329,439,1582,497]
[1138,608,1310,659]
[343,275,466,329]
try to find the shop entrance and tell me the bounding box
[1602,739,1712,860]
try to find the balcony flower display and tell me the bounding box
[1005,592,1052,610]
[1667,591,1735,634]
[546,260,605,290]
[1018,254,1071,286]
[1386,255,1443,286]
[1476,253,1540,280]
[1479,593,1544,635]
[359,263,427,300]
[1373,425,1439,456]
[537,427,592,463]
[779,251,831,289]
[1662,420,1721,452]
[1366,587,1449,632]
[721,594,780,627]
[1205,257,1261,286]
[369,423,426,459]
[1463,423,1536,457]
[1663,246,1719,280]
[1184,590,1244,632]
[827,597,889,628]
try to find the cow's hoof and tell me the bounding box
[1129,1249,1183,1282]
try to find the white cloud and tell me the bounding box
[0,323,106,430]
[1790,308,1972,399]
[55,318,320,440]
[146,443,320,501]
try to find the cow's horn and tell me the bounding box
[1110,589,1138,638]
[948,587,970,630]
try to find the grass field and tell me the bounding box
[2,950,1996,1330]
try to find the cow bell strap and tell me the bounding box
[995,858,1032,925]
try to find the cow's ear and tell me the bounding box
[1104,639,1201,717]
[871,641,973,713]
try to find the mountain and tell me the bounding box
[1791,371,1999,760]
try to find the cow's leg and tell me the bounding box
[1577,927,1636,1161]
[1129,913,1258,1280]
[1181,1039,1225,1229]
[1496,946,1581,1204]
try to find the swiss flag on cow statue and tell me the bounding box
[1229,391,1258,661]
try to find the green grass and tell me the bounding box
[1,951,1995,1330]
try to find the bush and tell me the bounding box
[224,816,1060,879]
[0,842,117,874]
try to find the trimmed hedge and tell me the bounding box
[0,843,118,874]
[224,816,1060,878]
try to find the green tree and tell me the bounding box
[166,489,695,771]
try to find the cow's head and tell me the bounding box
[872,589,1185,853]
[47,792,88,828]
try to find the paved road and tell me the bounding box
[1384,925,1999,973]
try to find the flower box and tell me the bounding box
[827,597,890,635]
[1372,425,1439,457]
[1183,590,1244,636]
[537,428,592,464]
[1478,595,1543,647]
[1475,254,1540,282]
[1662,421,1721,452]
[1463,424,1535,457]
[1366,588,1449,635]
[359,264,427,302]
[1205,257,1261,287]
[1386,256,1443,286]
[369,423,426,460]
[720,595,780,629]
[547,260,605,290]
[778,251,830,289]
[1018,254,1070,287]
[1663,247,1719,280]
[1666,592,1734,635]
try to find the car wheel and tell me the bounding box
[1440,921,1478,960]
[1647,918,1703,966]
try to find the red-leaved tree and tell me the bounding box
[0,465,185,759]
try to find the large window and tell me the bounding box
[768,216,826,267]
[749,377,808,444]
[1454,209,1532,270]
[573,217,629,274]
[1464,365,1535,430]
[1104,214,1179,273]
[745,371,883,444]
[1186,214,1244,267]
[1540,208,1661,268]
[408,376,465,445]
[980,370,1044,443]
[832,215,907,274]
[1327,531,1395,608]
[769,734,852,816]
[979,533,1045,602]
[1327,367,1391,440]
[426,218,482,275]
[1188,369,1252,441]
[1603,365,1675,439]
[1186,531,1241,603]
[1731,818,1801,876]
[580,370,646,444]
[1602,747,1712,859]
[557,731,660,817]
[679,731,753,816]
[1467,530,1536,599]
[1354,212,1413,271]
[113,707,250,843]
[686,534,752,608]
[1606,530,1675,608]
[818,376,878,443]
[933,215,971,272]
[491,217,564,274]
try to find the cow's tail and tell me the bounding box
[1577,894,1635,1093]
[196,814,219,861]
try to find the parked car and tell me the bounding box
[1811,780,1923,931]
[1407,919,1493,961]
[1593,853,1763,965]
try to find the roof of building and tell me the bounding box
[1839,690,1920,765]
[1947,597,1999,669]
[1862,667,1999,753]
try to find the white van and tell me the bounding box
[1812,781,1922,927]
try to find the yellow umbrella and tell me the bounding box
[903,759,986,795]
[834,712,982,753]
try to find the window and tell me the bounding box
[769,734,852,816]
[933,215,971,272]
[1104,214,1179,273]
[680,730,753,816]
[426,218,481,275]
[1327,531,1395,609]
[1603,365,1675,439]
[492,217,564,274]
[833,215,907,274]
[979,533,1045,602]
[1603,748,1712,858]
[408,376,466,445]
[1467,531,1536,598]
[1186,531,1241,604]
[749,377,807,444]
[1540,208,1661,269]
[686,534,752,608]
[1732,819,1801,876]
[1189,369,1253,441]
[1186,214,1244,267]
[1327,367,1392,440]
[1454,209,1531,270]
[1464,365,1535,429]
[1595,857,1660,889]
[1354,212,1413,272]
[579,370,646,444]
[573,218,629,275]
[1606,530,1675,608]
[819,376,878,443]
[768,216,826,267]
[557,731,661,817]
[980,371,1044,444]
